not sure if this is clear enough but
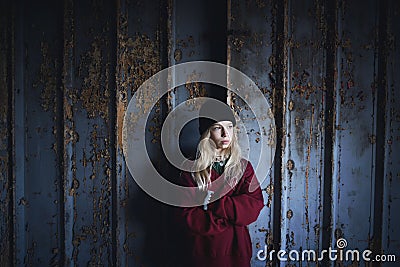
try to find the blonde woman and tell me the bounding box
[176,99,264,267]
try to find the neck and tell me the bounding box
[215,148,225,157]
[215,149,230,160]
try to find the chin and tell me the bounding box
[220,144,230,149]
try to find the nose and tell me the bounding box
[221,127,229,138]
[221,129,226,137]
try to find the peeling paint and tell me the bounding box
[1,0,399,265]
[264,183,273,208]
[117,33,160,94]
[78,39,109,119]
[185,72,208,99]
[286,209,293,219]
[33,42,58,113]
[288,100,294,111]
[286,159,294,171]
[174,48,182,62]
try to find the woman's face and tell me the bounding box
[209,120,234,151]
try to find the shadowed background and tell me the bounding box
[0,0,399,266]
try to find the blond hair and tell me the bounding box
[191,126,244,191]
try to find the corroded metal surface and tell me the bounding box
[228,1,276,266]
[0,0,399,266]
[0,1,12,265]
[280,0,327,260]
[61,0,117,265]
[332,0,379,259]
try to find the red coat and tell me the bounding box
[175,159,264,267]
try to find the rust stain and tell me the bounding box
[288,100,294,111]
[264,183,273,207]
[290,70,324,100]
[117,31,161,148]
[174,48,182,62]
[117,33,160,94]
[78,40,109,119]
[34,41,58,113]
[117,101,126,150]
[231,36,245,52]
[286,159,295,171]
[175,35,195,56]
[64,97,73,121]
[267,119,276,147]
[265,183,274,195]
[286,209,293,219]
[69,178,79,196]
[185,72,207,99]
[64,125,79,145]
[116,12,128,153]
[304,105,315,233]
[62,0,79,264]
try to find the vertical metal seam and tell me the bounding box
[158,0,170,262]
[62,0,75,264]
[109,1,119,265]
[57,1,66,264]
[321,0,337,266]
[115,0,128,265]
[272,0,287,264]
[372,0,388,258]
[13,0,26,264]
[8,1,16,264]
[56,92,65,263]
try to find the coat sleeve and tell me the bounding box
[175,171,231,236]
[210,161,264,226]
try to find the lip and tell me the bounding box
[221,140,230,144]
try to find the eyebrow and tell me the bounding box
[212,122,233,127]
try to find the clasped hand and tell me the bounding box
[203,190,214,210]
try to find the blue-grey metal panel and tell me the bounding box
[227,1,276,266]
[382,0,400,260]
[62,0,117,265]
[1,0,399,266]
[281,0,326,265]
[0,2,12,264]
[12,1,64,266]
[62,1,76,265]
[169,0,228,159]
[332,0,379,261]
[116,0,169,266]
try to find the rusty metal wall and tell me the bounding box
[0,0,399,266]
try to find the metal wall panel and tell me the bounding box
[11,1,64,265]
[281,0,326,261]
[227,1,276,266]
[116,0,168,266]
[63,0,117,264]
[332,0,378,259]
[382,0,400,259]
[0,1,12,264]
[1,0,399,266]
